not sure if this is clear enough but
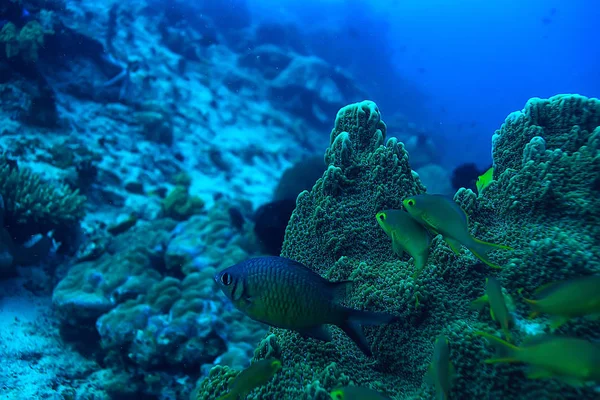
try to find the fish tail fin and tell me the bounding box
[517,288,541,315]
[470,294,489,310]
[468,237,513,269]
[339,308,398,357]
[502,324,512,343]
[474,331,520,363]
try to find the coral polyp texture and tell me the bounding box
[196,95,600,400]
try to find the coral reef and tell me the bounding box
[52,198,266,398]
[198,95,599,399]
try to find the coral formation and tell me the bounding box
[0,19,53,62]
[197,95,600,399]
[0,154,86,236]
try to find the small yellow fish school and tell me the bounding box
[471,278,513,342]
[214,358,282,400]
[476,167,494,194]
[519,275,600,329]
[426,335,455,400]
[376,209,432,278]
[475,332,600,387]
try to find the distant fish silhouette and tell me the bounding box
[549,7,557,16]
[541,17,552,25]
[347,27,360,39]
[417,67,427,74]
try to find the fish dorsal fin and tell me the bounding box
[533,281,563,297]
[440,194,469,225]
[328,280,354,303]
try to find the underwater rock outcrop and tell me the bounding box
[197,95,600,399]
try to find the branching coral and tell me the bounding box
[0,154,86,241]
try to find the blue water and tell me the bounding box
[249,0,600,169]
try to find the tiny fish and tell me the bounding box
[426,335,455,400]
[519,275,600,329]
[471,278,513,341]
[215,256,397,357]
[475,332,600,386]
[376,209,432,278]
[475,167,494,194]
[330,385,391,400]
[403,194,512,269]
[216,358,281,400]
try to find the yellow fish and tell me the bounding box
[402,194,512,269]
[471,278,513,341]
[476,167,494,194]
[475,332,600,386]
[216,358,282,400]
[426,335,455,400]
[330,386,391,399]
[376,209,432,278]
[519,275,600,329]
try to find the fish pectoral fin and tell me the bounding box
[297,325,332,342]
[443,237,462,255]
[422,215,439,231]
[526,367,554,380]
[391,232,405,258]
[549,316,570,329]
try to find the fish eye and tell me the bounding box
[407,199,415,206]
[331,392,344,400]
[378,213,386,221]
[220,272,232,286]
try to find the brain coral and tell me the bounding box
[197,95,600,400]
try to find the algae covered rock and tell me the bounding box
[52,219,176,325]
[198,95,600,400]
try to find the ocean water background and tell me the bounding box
[250,0,600,169]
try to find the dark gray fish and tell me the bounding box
[215,256,397,357]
